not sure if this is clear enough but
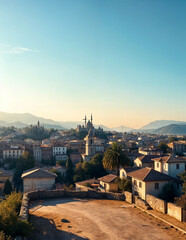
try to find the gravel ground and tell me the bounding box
[29,198,186,240]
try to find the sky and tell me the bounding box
[0,0,186,129]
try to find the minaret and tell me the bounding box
[83,115,87,127]
[91,113,93,124]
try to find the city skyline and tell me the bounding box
[0,0,186,128]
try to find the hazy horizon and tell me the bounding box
[0,1,186,128]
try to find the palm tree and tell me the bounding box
[103,142,130,176]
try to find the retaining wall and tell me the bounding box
[124,191,133,203]
[167,202,183,222]
[19,189,186,223]
[134,196,151,210]
[146,194,167,213]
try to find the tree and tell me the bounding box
[0,192,33,237]
[159,183,178,202]
[116,178,132,192]
[3,180,12,195]
[14,151,35,189]
[157,142,168,153]
[66,157,74,184]
[103,142,130,176]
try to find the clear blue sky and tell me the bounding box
[0,0,186,128]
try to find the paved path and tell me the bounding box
[29,198,185,240]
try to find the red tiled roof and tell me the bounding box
[137,155,158,163]
[75,178,99,186]
[152,155,186,163]
[98,174,117,183]
[127,167,176,182]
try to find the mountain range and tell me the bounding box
[0,111,186,135]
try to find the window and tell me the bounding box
[157,163,159,168]
[134,180,137,185]
[155,183,159,190]
[176,164,179,169]
[139,182,142,188]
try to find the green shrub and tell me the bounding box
[0,192,33,237]
[0,231,11,240]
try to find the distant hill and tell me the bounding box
[153,124,186,135]
[140,120,186,130]
[111,125,134,132]
[0,111,65,130]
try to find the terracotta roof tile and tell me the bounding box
[98,174,117,183]
[127,167,176,182]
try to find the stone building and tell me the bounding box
[21,168,56,193]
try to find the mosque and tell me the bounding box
[76,114,103,134]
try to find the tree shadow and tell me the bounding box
[28,214,89,240]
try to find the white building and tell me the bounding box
[3,146,25,159]
[21,168,56,193]
[53,145,67,156]
[152,155,186,178]
[128,167,178,200]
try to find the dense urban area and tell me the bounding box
[0,116,186,239]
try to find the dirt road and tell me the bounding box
[29,198,185,240]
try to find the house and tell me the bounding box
[152,155,186,178]
[3,146,25,159]
[134,155,157,169]
[128,167,178,200]
[98,174,118,192]
[53,144,67,156]
[21,168,57,193]
[138,147,163,156]
[120,167,140,179]
[75,178,99,191]
[168,141,186,155]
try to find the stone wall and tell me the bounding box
[167,202,183,222]
[146,194,167,213]
[19,189,186,224]
[124,191,133,204]
[134,196,151,210]
[19,194,29,221]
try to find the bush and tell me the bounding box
[116,178,132,192]
[0,192,33,237]
[159,183,178,202]
[0,231,11,240]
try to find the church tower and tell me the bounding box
[84,127,96,160]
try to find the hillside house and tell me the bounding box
[98,174,118,192]
[128,167,178,200]
[134,155,157,169]
[152,155,186,178]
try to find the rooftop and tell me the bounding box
[127,167,176,182]
[98,174,117,183]
[152,155,186,163]
[21,168,57,179]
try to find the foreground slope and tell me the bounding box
[29,198,185,240]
